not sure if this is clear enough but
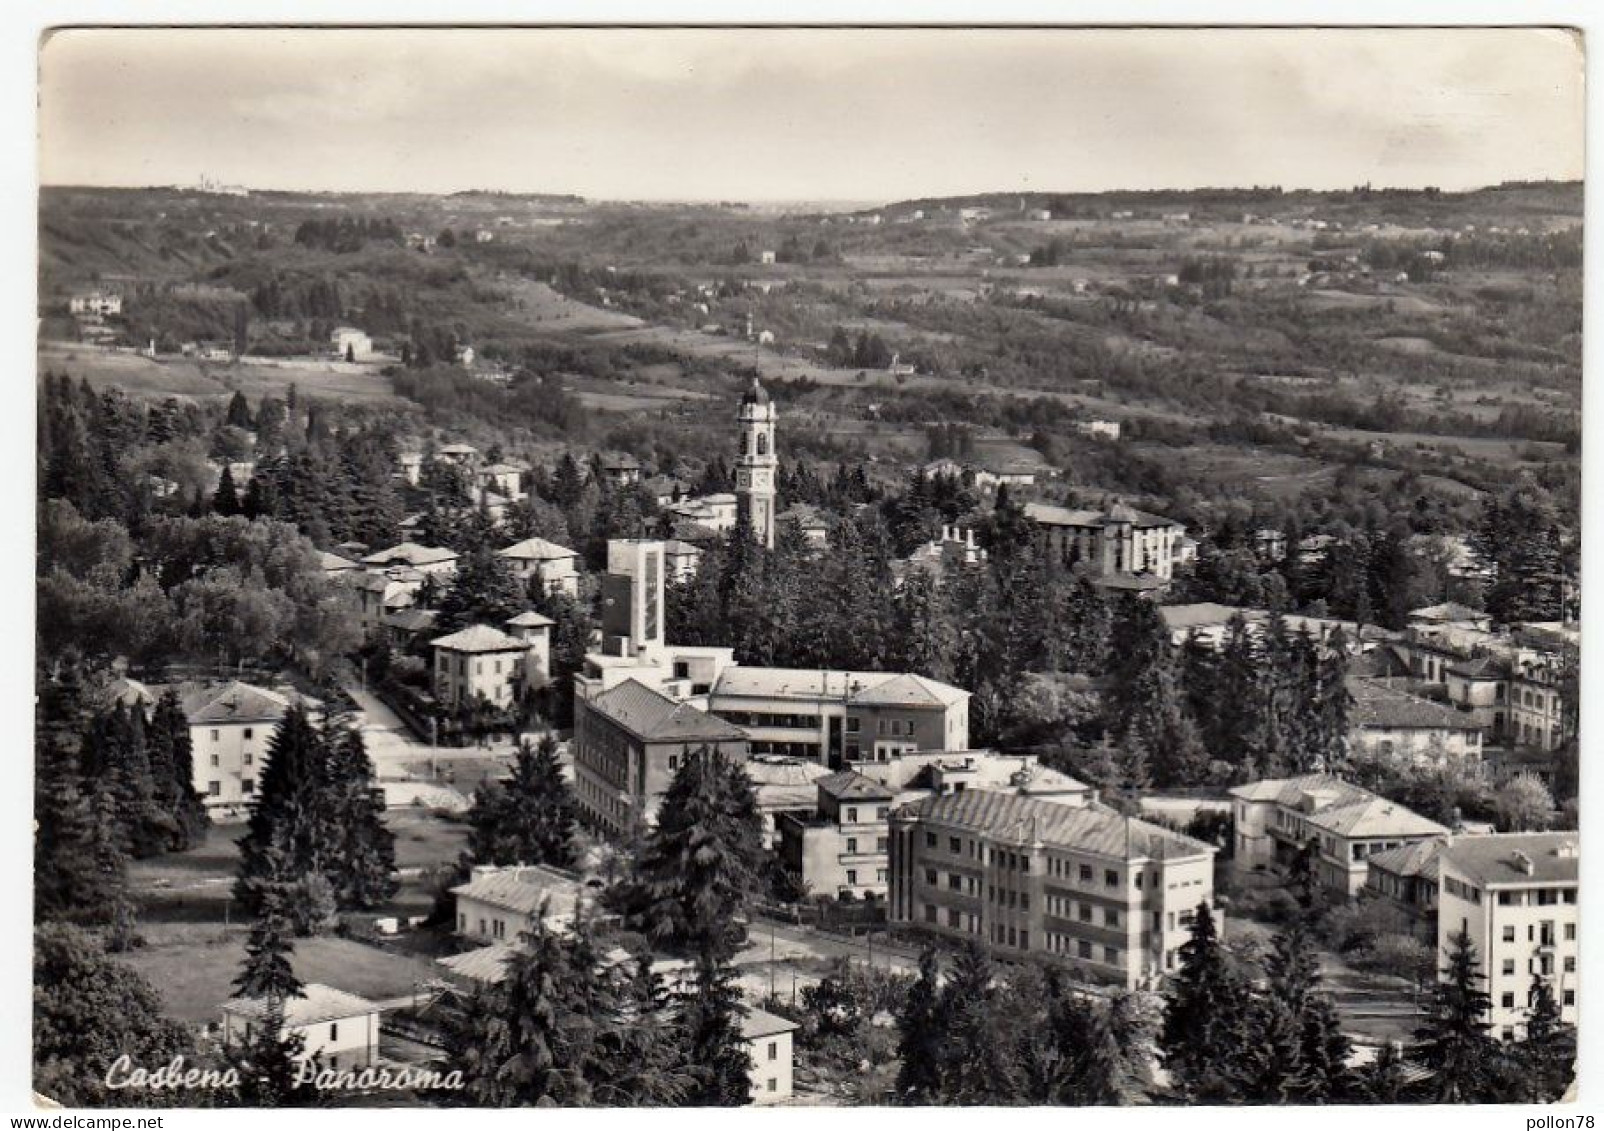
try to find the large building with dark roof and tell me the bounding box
[1025,500,1186,585]
[573,677,749,835]
[889,791,1216,988]
[1348,676,1485,767]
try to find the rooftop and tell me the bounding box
[1367,839,1443,882]
[710,667,968,708]
[1439,832,1579,888]
[224,984,379,1027]
[179,680,316,726]
[382,608,439,633]
[437,943,520,986]
[816,770,895,803]
[506,610,555,628]
[499,537,579,562]
[1409,602,1488,624]
[1025,501,1180,531]
[590,679,749,744]
[449,864,582,918]
[317,550,360,571]
[1349,677,1481,731]
[741,1006,797,1041]
[362,541,458,568]
[430,624,530,653]
[1160,603,1267,632]
[896,791,1212,861]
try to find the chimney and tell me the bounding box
[1511,850,1535,876]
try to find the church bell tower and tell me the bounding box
[734,378,777,549]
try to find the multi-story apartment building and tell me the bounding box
[1025,501,1186,582]
[1508,655,1570,752]
[1230,774,1448,899]
[430,622,549,710]
[706,667,970,765]
[572,677,748,836]
[1436,832,1579,1041]
[498,536,581,598]
[889,792,1217,988]
[777,771,895,899]
[182,681,322,808]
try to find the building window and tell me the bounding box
[210,753,220,767]
[925,868,937,885]
[877,806,888,819]
[1078,940,1092,959]
[1104,947,1119,965]
[330,1023,338,1041]
[766,1078,777,1093]
[1564,990,1576,1006]
[949,837,961,853]
[846,870,857,885]
[208,781,221,796]
[925,832,937,848]
[1079,864,1093,883]
[1105,909,1121,927]
[948,874,962,891]
[1502,959,1516,976]
[211,729,220,742]
[947,908,960,929]
[1565,924,1577,941]
[243,728,253,739]
[847,838,859,853]
[925,904,936,923]
[1503,926,1517,943]
[847,808,859,823]
[242,780,254,795]
[767,1042,778,1061]
[668,755,678,772]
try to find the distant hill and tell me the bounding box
[869,180,1583,221]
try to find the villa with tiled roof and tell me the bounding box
[1230,773,1449,899]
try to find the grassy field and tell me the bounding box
[122,933,449,1024]
[124,808,471,1023]
[39,342,406,406]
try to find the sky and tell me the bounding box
[37,27,1585,203]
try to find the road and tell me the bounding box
[741,915,920,978]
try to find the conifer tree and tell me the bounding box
[214,465,242,516]
[894,948,944,1103]
[679,952,753,1106]
[468,735,579,869]
[148,689,210,850]
[320,723,397,908]
[1520,974,1575,1101]
[34,739,110,922]
[932,940,1017,1103]
[633,746,765,961]
[234,901,304,1003]
[1411,929,1499,1102]
[1161,902,1251,1099]
[234,707,333,925]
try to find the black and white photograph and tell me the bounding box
[23,21,1590,1113]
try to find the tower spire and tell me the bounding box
[734,378,777,549]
